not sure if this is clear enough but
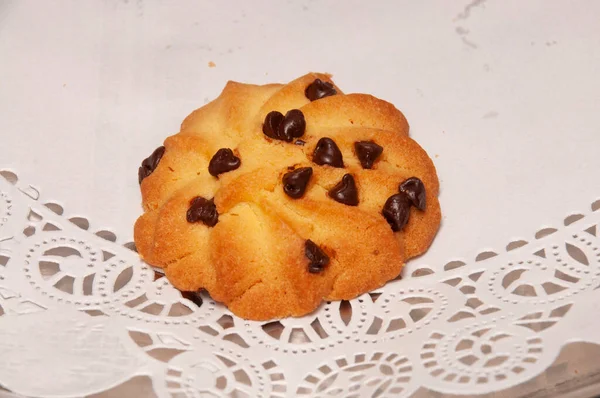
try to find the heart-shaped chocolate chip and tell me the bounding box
[138,146,166,184]
[279,109,306,141]
[305,78,337,101]
[382,193,412,232]
[399,177,426,210]
[208,148,241,177]
[354,141,383,169]
[328,174,359,206]
[305,239,330,273]
[263,111,285,140]
[283,167,313,199]
[262,109,306,142]
[313,137,344,168]
[186,197,218,227]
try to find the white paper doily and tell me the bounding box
[1,168,600,397]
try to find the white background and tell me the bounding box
[1,0,599,269]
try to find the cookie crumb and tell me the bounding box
[208,61,216,68]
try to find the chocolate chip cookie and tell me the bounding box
[134,73,441,320]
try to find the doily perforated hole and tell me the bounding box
[585,225,597,236]
[411,267,434,277]
[123,242,138,252]
[43,202,64,215]
[476,251,497,262]
[69,217,89,230]
[82,309,106,317]
[217,314,234,329]
[198,325,219,336]
[168,302,194,317]
[448,311,476,323]
[102,250,115,261]
[126,294,148,308]
[140,303,164,315]
[148,348,185,363]
[444,261,466,271]
[0,170,18,184]
[95,230,117,242]
[564,214,585,226]
[262,321,284,339]
[224,333,250,348]
[0,254,10,267]
[340,300,352,326]
[114,267,133,292]
[565,243,589,266]
[535,228,558,239]
[506,240,528,251]
[311,318,329,339]
[42,222,61,232]
[516,303,573,332]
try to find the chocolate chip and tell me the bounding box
[399,177,426,210]
[208,148,241,177]
[181,291,203,307]
[313,137,344,168]
[382,193,412,232]
[283,167,313,199]
[186,197,218,226]
[305,239,330,273]
[138,146,165,184]
[305,78,337,101]
[262,109,306,142]
[263,111,285,140]
[294,139,306,146]
[279,109,306,141]
[328,174,359,206]
[354,141,383,169]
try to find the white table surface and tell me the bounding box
[2,0,600,264]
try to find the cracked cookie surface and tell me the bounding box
[134,73,441,320]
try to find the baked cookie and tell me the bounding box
[134,73,441,320]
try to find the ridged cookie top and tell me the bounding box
[134,73,441,320]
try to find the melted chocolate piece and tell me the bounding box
[263,111,285,140]
[399,177,426,210]
[208,148,241,177]
[328,174,359,206]
[382,193,412,232]
[186,197,218,226]
[138,146,166,184]
[313,137,344,168]
[279,109,306,141]
[305,239,330,273]
[181,291,203,307]
[283,167,313,199]
[262,109,306,142]
[305,78,337,101]
[354,141,383,169]
[294,139,306,146]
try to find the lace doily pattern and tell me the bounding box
[0,169,599,397]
